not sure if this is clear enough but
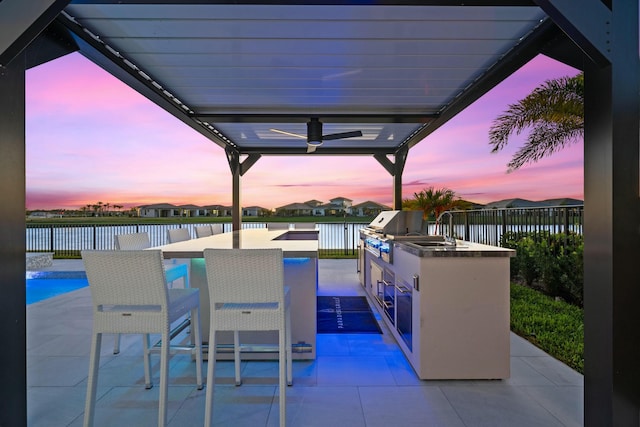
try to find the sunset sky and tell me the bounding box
[25,52,582,211]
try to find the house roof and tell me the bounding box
[139,203,179,209]
[330,197,353,203]
[352,201,391,210]
[539,198,584,206]
[481,198,584,209]
[275,202,314,210]
[483,198,541,209]
[202,204,230,210]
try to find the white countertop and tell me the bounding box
[151,228,319,258]
[394,239,516,258]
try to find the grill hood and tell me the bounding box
[367,210,423,236]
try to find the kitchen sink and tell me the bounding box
[408,241,453,247]
[396,235,459,250]
[272,230,319,241]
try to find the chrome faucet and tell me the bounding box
[435,211,453,237]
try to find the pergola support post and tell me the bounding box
[0,51,27,427]
[534,1,640,422]
[374,146,408,210]
[225,147,261,231]
[578,1,640,425]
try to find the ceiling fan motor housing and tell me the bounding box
[307,118,323,144]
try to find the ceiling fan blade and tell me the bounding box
[272,119,361,153]
[269,128,306,139]
[322,130,363,141]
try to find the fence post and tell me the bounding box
[501,210,507,245]
[48,225,54,253]
[493,210,498,246]
[564,207,570,246]
[463,212,469,241]
[343,219,348,255]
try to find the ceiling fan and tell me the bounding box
[270,117,363,153]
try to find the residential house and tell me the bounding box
[202,205,232,217]
[483,198,541,209]
[298,200,324,216]
[27,211,63,219]
[483,198,584,210]
[304,199,323,207]
[538,198,584,206]
[178,204,205,217]
[243,206,271,217]
[325,197,353,215]
[137,203,181,218]
[352,200,391,217]
[274,202,314,216]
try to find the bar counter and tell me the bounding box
[153,228,319,359]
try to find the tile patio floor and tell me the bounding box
[27,259,583,426]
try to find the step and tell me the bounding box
[26,252,54,271]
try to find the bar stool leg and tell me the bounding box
[234,331,241,385]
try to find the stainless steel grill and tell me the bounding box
[363,210,423,236]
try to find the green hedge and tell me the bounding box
[501,231,583,306]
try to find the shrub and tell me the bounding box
[516,237,541,287]
[502,231,584,306]
[538,234,584,305]
[500,231,520,280]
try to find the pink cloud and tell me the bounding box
[25,53,584,210]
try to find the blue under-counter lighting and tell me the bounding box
[192,257,310,265]
[191,257,205,267]
[284,257,311,265]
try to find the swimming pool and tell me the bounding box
[26,271,88,305]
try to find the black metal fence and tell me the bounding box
[435,205,584,246]
[26,221,368,258]
[26,206,584,258]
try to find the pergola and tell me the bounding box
[1,1,638,425]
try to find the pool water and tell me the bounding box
[26,272,88,305]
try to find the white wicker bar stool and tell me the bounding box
[115,232,189,288]
[81,250,203,427]
[202,248,291,427]
[195,225,214,238]
[113,232,190,354]
[167,228,191,243]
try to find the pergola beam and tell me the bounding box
[0,0,70,67]
[534,0,612,66]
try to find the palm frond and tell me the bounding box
[489,73,584,170]
[506,122,583,172]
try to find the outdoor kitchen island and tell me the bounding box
[154,228,318,360]
[360,211,515,380]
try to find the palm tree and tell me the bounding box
[403,186,465,233]
[489,72,584,172]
